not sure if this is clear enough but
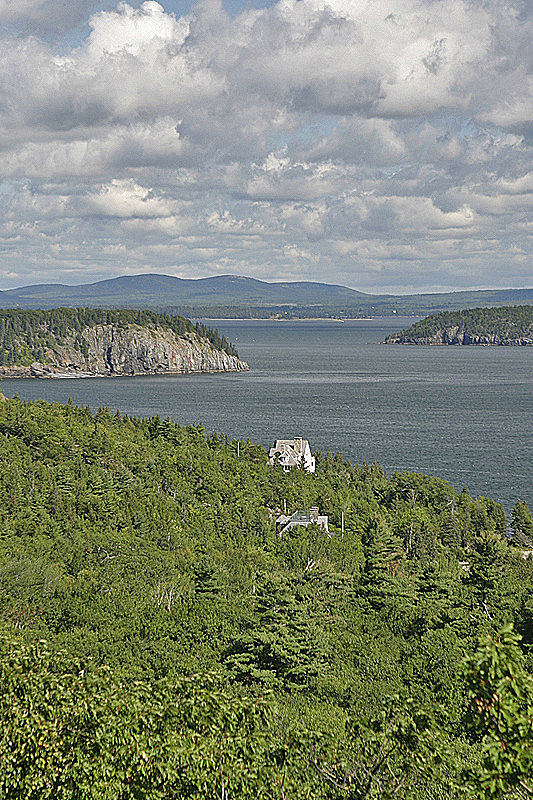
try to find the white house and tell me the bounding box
[268,437,316,473]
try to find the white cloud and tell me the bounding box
[0,119,188,179]
[86,1,183,58]
[87,178,174,217]
[0,0,531,292]
[206,210,265,234]
[496,172,533,194]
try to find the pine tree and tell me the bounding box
[511,499,533,547]
[361,517,404,610]
[465,528,506,619]
[224,573,329,690]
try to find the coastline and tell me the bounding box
[384,341,533,346]
[0,365,249,379]
[197,316,376,322]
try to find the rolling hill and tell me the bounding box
[1,273,533,316]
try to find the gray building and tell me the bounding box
[276,507,329,536]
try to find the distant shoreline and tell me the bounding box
[196,316,395,322]
[0,365,249,380]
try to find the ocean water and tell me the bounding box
[2,318,532,512]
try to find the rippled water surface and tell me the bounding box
[3,318,532,511]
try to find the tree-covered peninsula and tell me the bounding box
[0,308,247,377]
[385,305,533,345]
[0,395,532,798]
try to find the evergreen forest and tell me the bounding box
[0,308,238,367]
[0,396,532,798]
[386,305,533,344]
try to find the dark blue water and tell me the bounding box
[2,318,532,512]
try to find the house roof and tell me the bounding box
[271,437,309,451]
[268,438,315,472]
[275,510,330,536]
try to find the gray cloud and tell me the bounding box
[0,0,119,38]
[0,0,531,292]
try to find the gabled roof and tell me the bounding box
[268,437,316,472]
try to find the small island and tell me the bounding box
[0,308,248,378]
[384,305,533,345]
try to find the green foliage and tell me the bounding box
[463,625,533,798]
[337,696,449,799]
[0,396,531,798]
[0,633,315,800]
[511,500,533,547]
[386,305,533,344]
[0,308,238,366]
[224,572,331,691]
[465,528,507,620]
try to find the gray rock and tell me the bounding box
[0,324,249,379]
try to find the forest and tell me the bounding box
[0,395,532,798]
[385,306,533,344]
[0,308,238,366]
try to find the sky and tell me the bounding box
[0,0,531,294]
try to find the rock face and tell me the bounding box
[385,328,533,346]
[0,324,249,378]
[384,306,533,346]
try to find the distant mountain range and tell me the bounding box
[1,273,533,317]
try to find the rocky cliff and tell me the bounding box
[0,323,248,378]
[384,306,533,346]
[385,327,533,346]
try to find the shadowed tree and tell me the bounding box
[511,500,533,548]
[465,528,506,620]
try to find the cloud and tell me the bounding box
[245,153,348,201]
[496,172,533,194]
[232,0,496,118]
[0,0,531,292]
[206,209,265,234]
[86,178,174,217]
[0,0,104,37]
[362,196,475,234]
[86,1,181,57]
[2,0,528,145]
[305,117,407,165]
[0,119,187,179]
